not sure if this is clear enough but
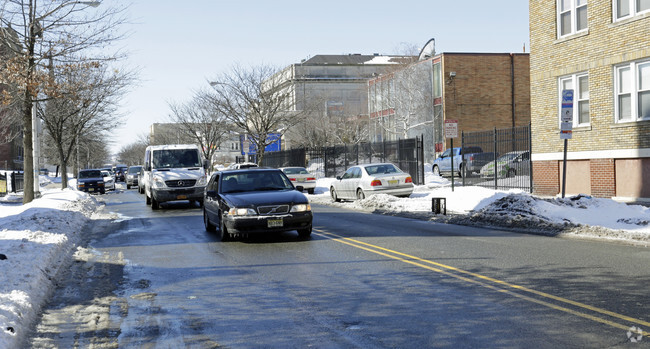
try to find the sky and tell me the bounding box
[111,0,531,155]
[1,168,649,347]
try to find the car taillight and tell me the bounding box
[307,177,316,181]
[370,179,382,186]
[289,178,296,181]
[405,177,413,183]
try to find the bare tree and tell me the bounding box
[37,59,131,189]
[209,64,311,166]
[168,89,234,171]
[0,0,128,203]
[117,133,149,166]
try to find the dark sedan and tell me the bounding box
[203,168,313,241]
[77,169,105,194]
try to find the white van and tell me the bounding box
[142,144,208,209]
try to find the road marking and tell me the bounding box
[314,229,650,338]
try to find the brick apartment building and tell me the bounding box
[369,52,530,160]
[529,0,650,201]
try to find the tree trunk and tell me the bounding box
[22,96,34,204]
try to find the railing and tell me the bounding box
[262,136,426,185]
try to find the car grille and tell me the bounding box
[165,179,197,188]
[257,205,289,215]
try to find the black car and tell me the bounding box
[113,165,128,182]
[76,169,105,194]
[203,168,313,241]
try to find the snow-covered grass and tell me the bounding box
[1,171,649,347]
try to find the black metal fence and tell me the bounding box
[261,136,426,185]
[459,125,532,192]
[0,171,24,195]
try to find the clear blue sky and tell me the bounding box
[113,0,530,155]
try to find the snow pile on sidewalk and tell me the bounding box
[0,189,100,348]
[309,176,650,245]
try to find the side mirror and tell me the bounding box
[295,185,304,192]
[336,176,342,180]
[206,190,217,198]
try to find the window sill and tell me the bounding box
[611,119,650,128]
[610,11,650,27]
[554,30,589,44]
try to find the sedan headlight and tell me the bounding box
[228,208,257,216]
[290,204,311,212]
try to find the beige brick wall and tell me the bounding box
[442,53,531,141]
[530,0,650,154]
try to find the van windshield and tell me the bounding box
[152,149,201,169]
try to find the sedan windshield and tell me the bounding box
[221,171,293,193]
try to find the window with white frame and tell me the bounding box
[615,60,650,122]
[559,73,590,126]
[614,0,650,21]
[558,0,588,37]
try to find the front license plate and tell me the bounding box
[88,188,94,192]
[176,195,187,200]
[267,218,283,228]
[388,179,398,185]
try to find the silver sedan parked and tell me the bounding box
[330,163,414,201]
[279,167,317,194]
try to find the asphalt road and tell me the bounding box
[28,185,650,348]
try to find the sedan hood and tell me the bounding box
[223,190,308,207]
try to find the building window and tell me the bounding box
[559,73,590,126]
[558,0,588,37]
[615,60,650,122]
[614,0,650,20]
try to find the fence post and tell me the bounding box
[493,127,498,190]
[528,123,533,193]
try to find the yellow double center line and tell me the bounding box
[314,229,650,338]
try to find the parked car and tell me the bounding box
[101,170,115,191]
[432,146,497,178]
[203,168,313,241]
[330,163,413,201]
[279,167,317,194]
[226,162,258,170]
[480,150,531,178]
[113,164,128,182]
[125,165,142,189]
[76,169,105,194]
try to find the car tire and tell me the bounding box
[126,184,131,189]
[433,165,441,177]
[219,216,231,242]
[330,187,340,202]
[298,225,312,239]
[203,208,216,232]
[146,193,151,205]
[151,197,159,210]
[307,188,315,195]
[357,188,365,200]
[458,164,464,178]
[507,168,516,177]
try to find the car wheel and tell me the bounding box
[203,208,216,232]
[146,194,151,205]
[219,216,231,242]
[151,197,159,210]
[433,165,441,177]
[307,188,315,195]
[507,168,516,177]
[126,184,131,189]
[298,225,312,239]
[357,188,365,200]
[458,164,464,178]
[330,187,340,202]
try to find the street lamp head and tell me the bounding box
[78,1,101,7]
